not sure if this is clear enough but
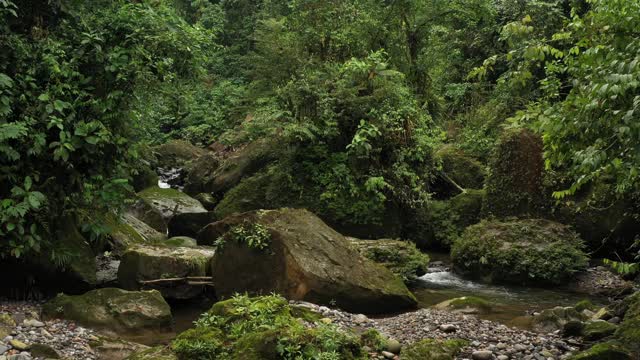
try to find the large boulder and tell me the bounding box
[106,213,167,253]
[532,306,586,333]
[55,216,97,287]
[451,219,589,285]
[347,237,429,284]
[184,139,276,196]
[42,288,172,335]
[130,187,207,233]
[198,208,417,313]
[432,145,485,198]
[118,245,215,299]
[483,128,547,218]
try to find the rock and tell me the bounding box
[199,208,417,314]
[483,128,546,218]
[347,237,430,284]
[130,187,207,233]
[592,307,612,321]
[167,211,217,238]
[42,288,172,335]
[7,355,30,360]
[132,163,159,192]
[532,307,586,334]
[184,139,275,196]
[608,316,620,324]
[118,245,215,299]
[434,296,492,314]
[386,338,402,354]
[91,336,149,360]
[569,341,632,360]
[106,213,167,252]
[451,219,588,285]
[21,319,43,328]
[29,343,60,359]
[439,324,457,333]
[54,216,98,286]
[0,345,7,354]
[353,314,369,324]
[8,339,28,351]
[613,291,640,355]
[472,350,494,360]
[162,236,198,248]
[581,320,617,341]
[401,339,468,360]
[497,355,509,360]
[381,350,395,359]
[194,193,217,210]
[125,345,178,360]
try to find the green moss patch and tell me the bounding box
[401,338,469,360]
[569,342,632,360]
[349,238,429,284]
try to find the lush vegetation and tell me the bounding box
[2,0,639,283]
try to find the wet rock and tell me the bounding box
[472,350,494,360]
[386,338,401,354]
[200,208,417,314]
[130,186,207,233]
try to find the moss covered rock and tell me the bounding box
[30,343,62,359]
[153,140,208,169]
[106,213,167,252]
[131,186,207,233]
[163,236,198,248]
[582,320,618,341]
[0,313,14,339]
[171,294,366,360]
[56,216,97,286]
[614,291,640,355]
[451,219,588,285]
[199,208,417,314]
[118,245,215,299]
[184,139,276,196]
[42,288,172,334]
[194,193,217,210]
[347,237,429,284]
[569,342,632,360]
[434,296,492,314]
[532,306,586,334]
[483,128,547,218]
[401,338,468,360]
[126,346,178,360]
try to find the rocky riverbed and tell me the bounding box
[292,301,584,360]
[0,302,98,360]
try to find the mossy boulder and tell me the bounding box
[153,140,207,169]
[614,291,640,355]
[56,216,97,286]
[118,245,215,299]
[347,237,429,284]
[569,342,632,360]
[30,343,62,359]
[167,211,217,238]
[451,219,588,285]
[582,320,618,341]
[106,213,167,252]
[194,193,217,210]
[199,208,417,314]
[163,236,198,248]
[130,187,207,233]
[434,296,492,314]
[532,306,586,333]
[42,288,172,334]
[483,128,547,218]
[433,145,486,196]
[184,139,276,196]
[401,338,468,360]
[171,294,366,360]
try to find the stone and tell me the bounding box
[8,340,28,351]
[472,350,494,360]
[106,212,167,252]
[167,211,217,239]
[581,320,617,341]
[125,345,178,360]
[0,345,8,354]
[353,314,369,324]
[152,140,207,169]
[569,341,632,360]
[434,296,492,314]
[498,356,509,360]
[439,324,457,333]
[401,339,468,360]
[194,193,217,211]
[42,288,172,335]
[592,307,612,321]
[21,319,43,328]
[199,208,417,314]
[386,338,402,354]
[118,245,215,299]
[381,350,395,359]
[162,236,198,248]
[532,307,586,334]
[130,187,207,233]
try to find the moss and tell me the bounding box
[163,237,198,248]
[350,238,429,284]
[359,329,387,352]
[401,338,469,360]
[153,140,207,169]
[172,328,224,360]
[569,342,632,360]
[582,321,618,341]
[435,145,486,193]
[29,343,61,359]
[449,296,492,312]
[56,216,97,285]
[575,300,597,312]
[194,193,217,210]
[451,219,589,285]
[614,291,640,355]
[132,165,159,192]
[483,128,547,218]
[126,346,178,360]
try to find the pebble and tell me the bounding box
[439,324,457,333]
[353,314,369,324]
[9,340,28,351]
[386,338,401,354]
[498,356,509,360]
[21,320,43,329]
[381,351,395,359]
[472,350,494,360]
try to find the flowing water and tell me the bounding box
[412,252,606,329]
